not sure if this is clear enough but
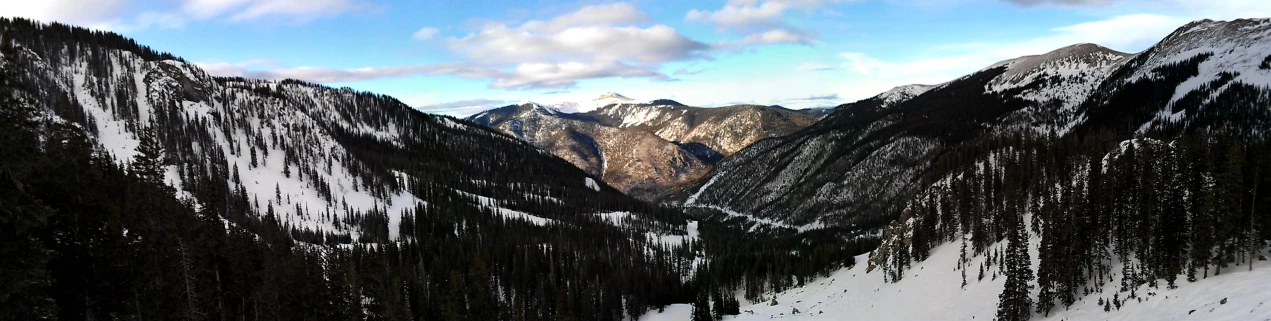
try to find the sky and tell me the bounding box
[2,0,1270,116]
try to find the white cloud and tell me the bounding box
[433,3,710,89]
[412,27,440,40]
[448,24,709,65]
[416,99,510,116]
[686,0,846,45]
[210,3,707,90]
[0,0,130,29]
[795,62,833,71]
[739,29,814,45]
[182,0,370,22]
[197,59,668,90]
[1002,0,1119,7]
[1,0,367,31]
[520,2,648,33]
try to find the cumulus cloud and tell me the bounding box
[198,60,669,90]
[1,0,367,31]
[412,27,440,40]
[437,3,710,89]
[1001,0,1119,7]
[673,67,708,76]
[0,0,131,29]
[447,24,709,65]
[181,0,371,22]
[207,3,711,90]
[416,99,510,116]
[519,2,648,33]
[686,0,847,45]
[795,62,834,71]
[796,94,839,100]
[739,29,815,45]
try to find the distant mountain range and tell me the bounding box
[466,94,819,200]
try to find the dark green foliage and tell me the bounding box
[130,128,166,185]
[879,128,1271,321]
[996,205,1033,321]
[691,291,713,321]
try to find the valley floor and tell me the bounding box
[718,240,1271,321]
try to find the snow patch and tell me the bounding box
[585,177,600,191]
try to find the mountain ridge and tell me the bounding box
[673,17,1271,231]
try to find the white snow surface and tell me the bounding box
[639,304,693,321]
[585,177,601,191]
[1133,18,1271,102]
[725,230,1271,321]
[876,84,935,107]
[553,92,638,114]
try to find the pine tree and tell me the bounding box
[712,291,726,320]
[691,291,712,321]
[996,210,1033,321]
[131,128,166,186]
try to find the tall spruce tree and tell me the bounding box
[131,128,166,186]
[996,209,1033,321]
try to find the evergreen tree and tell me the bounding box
[996,210,1033,321]
[691,291,712,321]
[131,128,166,186]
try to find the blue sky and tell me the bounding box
[4,0,1270,115]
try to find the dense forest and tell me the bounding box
[872,128,1271,321]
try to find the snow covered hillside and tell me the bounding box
[671,18,1271,234]
[553,91,638,113]
[5,18,683,244]
[727,241,1271,321]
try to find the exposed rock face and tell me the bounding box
[468,97,819,200]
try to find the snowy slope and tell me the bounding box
[672,18,1271,232]
[877,84,935,108]
[726,238,1271,321]
[10,22,674,245]
[985,43,1130,134]
[553,92,638,113]
[1074,18,1271,136]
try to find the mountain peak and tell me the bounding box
[877,84,936,107]
[597,92,632,101]
[516,101,561,115]
[988,43,1130,76]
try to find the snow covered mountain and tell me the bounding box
[1075,18,1271,137]
[467,95,818,200]
[673,18,1270,232]
[552,91,638,113]
[585,101,820,156]
[657,17,1271,321]
[466,102,710,201]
